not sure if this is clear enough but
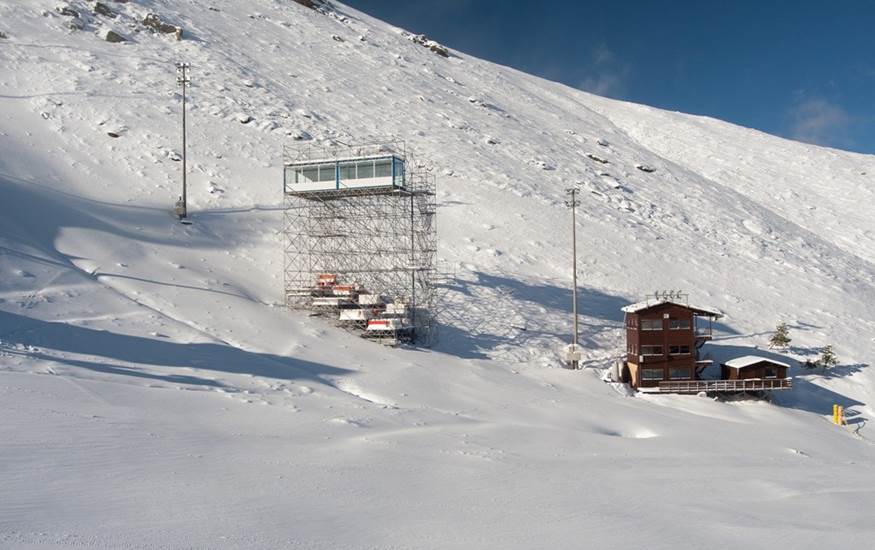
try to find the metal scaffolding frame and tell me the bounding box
[282,139,439,345]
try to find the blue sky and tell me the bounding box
[345,0,875,154]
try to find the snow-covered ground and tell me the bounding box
[1,1,874,548]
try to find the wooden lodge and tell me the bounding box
[621,298,721,390]
[620,297,792,395]
[721,356,791,385]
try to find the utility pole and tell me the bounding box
[565,187,581,369]
[175,62,190,221]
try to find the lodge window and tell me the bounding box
[642,368,663,381]
[641,319,662,331]
[669,345,691,355]
[764,366,778,378]
[394,160,405,185]
[669,367,691,379]
[357,160,374,178]
[641,345,663,356]
[300,166,318,183]
[339,163,356,179]
[318,165,335,182]
[669,318,691,330]
[374,159,392,177]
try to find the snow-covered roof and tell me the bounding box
[723,355,789,369]
[621,299,723,318]
[284,153,401,167]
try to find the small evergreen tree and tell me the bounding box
[769,322,791,349]
[819,345,838,374]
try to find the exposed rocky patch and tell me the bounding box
[404,32,450,58]
[104,29,126,43]
[143,13,183,40]
[93,2,116,18]
[292,0,332,12]
[56,4,79,18]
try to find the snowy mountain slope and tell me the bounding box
[584,96,875,266]
[1,1,874,548]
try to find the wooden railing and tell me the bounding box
[658,378,792,393]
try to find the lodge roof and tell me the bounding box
[723,355,790,369]
[621,299,723,318]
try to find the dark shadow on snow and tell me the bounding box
[701,342,868,425]
[0,310,349,389]
[0,172,281,259]
[434,271,632,360]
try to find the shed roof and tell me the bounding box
[723,355,790,369]
[620,299,723,318]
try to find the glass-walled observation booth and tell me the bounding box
[284,155,405,193]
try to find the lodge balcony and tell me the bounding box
[694,316,715,342]
[654,378,792,394]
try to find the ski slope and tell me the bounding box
[1,1,874,548]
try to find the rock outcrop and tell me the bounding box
[406,33,450,58]
[104,30,126,43]
[94,2,116,18]
[143,13,183,40]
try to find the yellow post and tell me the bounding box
[833,404,839,425]
[839,406,845,426]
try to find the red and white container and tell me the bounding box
[366,318,406,331]
[317,274,337,287]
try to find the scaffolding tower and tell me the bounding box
[282,139,438,345]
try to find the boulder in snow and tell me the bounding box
[405,32,450,58]
[0,31,7,39]
[587,153,609,164]
[143,13,183,40]
[597,138,610,147]
[93,2,116,18]
[427,42,449,57]
[104,29,126,43]
[635,164,656,173]
[68,17,86,31]
[288,129,311,141]
[235,113,253,124]
[56,4,79,18]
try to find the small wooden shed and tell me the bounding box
[721,356,789,380]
